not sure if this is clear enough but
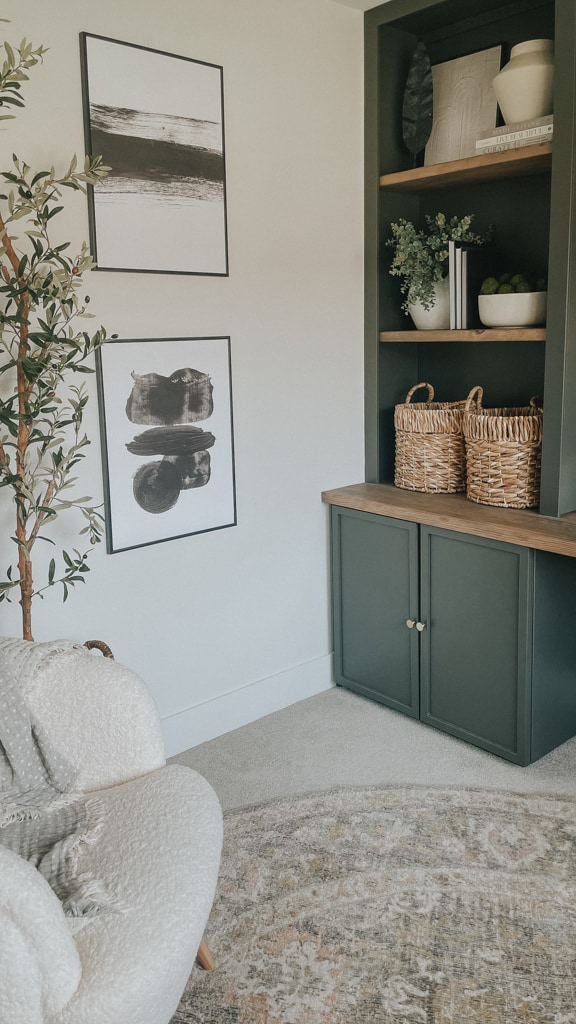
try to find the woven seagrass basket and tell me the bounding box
[394,382,467,494]
[463,385,543,509]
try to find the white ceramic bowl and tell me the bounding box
[478,291,547,328]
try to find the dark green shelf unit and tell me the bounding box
[364,0,576,518]
[324,0,576,764]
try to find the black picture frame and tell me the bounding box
[80,33,229,276]
[96,336,236,553]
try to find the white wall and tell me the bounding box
[1,0,365,754]
[329,0,383,9]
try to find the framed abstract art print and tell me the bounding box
[80,34,229,275]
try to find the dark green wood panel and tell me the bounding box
[419,528,533,763]
[531,550,576,758]
[366,0,553,40]
[364,22,419,482]
[331,507,420,716]
[377,344,419,483]
[540,0,576,515]
[418,342,546,408]
[419,175,551,288]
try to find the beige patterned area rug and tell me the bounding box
[172,785,576,1023]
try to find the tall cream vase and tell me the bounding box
[492,39,554,125]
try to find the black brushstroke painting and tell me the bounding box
[132,460,181,513]
[126,368,214,424]
[80,34,229,276]
[132,451,211,513]
[90,103,224,203]
[169,452,211,489]
[96,335,234,550]
[126,425,216,457]
[125,362,217,516]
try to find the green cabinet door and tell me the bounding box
[331,506,419,717]
[419,528,533,765]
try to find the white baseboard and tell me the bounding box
[161,654,334,757]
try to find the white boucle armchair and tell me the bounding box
[0,639,223,1024]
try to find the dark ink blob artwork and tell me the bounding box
[132,453,212,513]
[126,425,216,456]
[126,368,214,424]
[125,368,216,514]
[132,460,181,513]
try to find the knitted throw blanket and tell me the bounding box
[0,638,113,919]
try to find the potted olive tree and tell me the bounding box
[0,33,110,641]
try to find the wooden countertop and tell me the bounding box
[321,482,576,558]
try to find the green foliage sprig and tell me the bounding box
[387,212,491,314]
[0,31,46,121]
[0,32,111,640]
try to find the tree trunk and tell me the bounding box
[17,537,34,641]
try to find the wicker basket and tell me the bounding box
[394,382,467,493]
[463,385,543,509]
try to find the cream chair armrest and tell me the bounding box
[26,645,166,791]
[0,847,82,1022]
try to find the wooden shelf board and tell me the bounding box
[379,328,546,343]
[322,482,576,558]
[379,142,552,193]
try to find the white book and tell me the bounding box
[477,135,553,155]
[476,122,553,149]
[448,241,461,330]
[455,246,463,329]
[477,114,553,141]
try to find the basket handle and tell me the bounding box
[405,382,434,405]
[465,385,483,413]
[530,396,543,410]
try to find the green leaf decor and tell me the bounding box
[402,41,433,162]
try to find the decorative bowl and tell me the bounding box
[478,291,547,328]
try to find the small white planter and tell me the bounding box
[408,276,450,330]
[478,291,547,328]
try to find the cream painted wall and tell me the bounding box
[1,0,365,754]
[329,0,384,9]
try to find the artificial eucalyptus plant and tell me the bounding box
[0,32,110,641]
[387,212,491,314]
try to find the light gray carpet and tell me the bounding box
[171,687,576,811]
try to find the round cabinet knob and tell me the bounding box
[406,619,416,629]
[416,621,426,632]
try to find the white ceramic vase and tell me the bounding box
[492,39,554,125]
[408,276,450,330]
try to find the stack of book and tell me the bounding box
[449,241,493,330]
[475,114,553,155]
